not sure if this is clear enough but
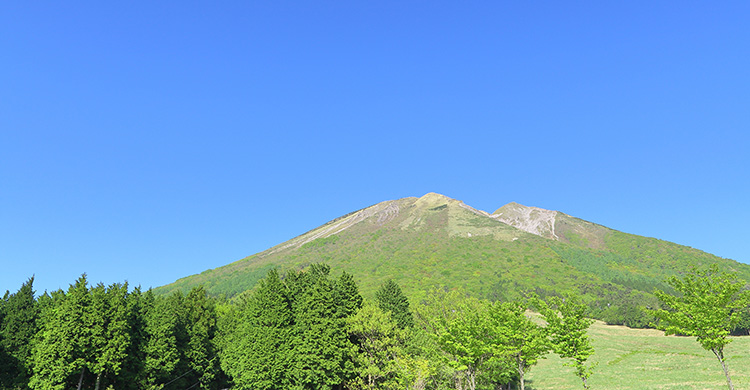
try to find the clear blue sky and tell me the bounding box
[2,2,749,294]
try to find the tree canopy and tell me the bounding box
[653,264,750,390]
[1,264,605,390]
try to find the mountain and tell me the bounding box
[156,193,750,325]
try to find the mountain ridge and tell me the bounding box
[156,192,750,326]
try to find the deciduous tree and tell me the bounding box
[537,294,595,389]
[347,302,407,389]
[486,302,549,390]
[415,288,493,390]
[653,264,750,390]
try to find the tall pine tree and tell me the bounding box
[292,274,355,389]
[375,280,414,329]
[30,275,93,390]
[221,269,293,390]
[0,277,39,389]
[183,286,221,389]
[334,272,363,319]
[221,265,362,390]
[88,283,131,390]
[140,290,182,389]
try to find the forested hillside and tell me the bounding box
[157,193,750,328]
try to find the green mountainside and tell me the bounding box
[156,193,750,325]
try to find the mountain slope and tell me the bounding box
[156,193,750,324]
[159,193,545,297]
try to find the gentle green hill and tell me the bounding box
[530,320,750,389]
[156,193,750,324]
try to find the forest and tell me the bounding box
[0,263,746,390]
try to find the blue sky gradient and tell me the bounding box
[2,2,749,294]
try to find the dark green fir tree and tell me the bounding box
[0,277,39,389]
[375,280,414,329]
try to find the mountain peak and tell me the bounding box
[416,191,453,203]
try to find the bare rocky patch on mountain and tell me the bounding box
[492,202,559,239]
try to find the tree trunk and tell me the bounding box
[454,372,464,390]
[467,369,476,390]
[77,367,86,390]
[581,375,590,390]
[712,347,734,390]
[517,356,525,390]
[95,372,102,390]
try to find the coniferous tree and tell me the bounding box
[221,269,293,390]
[23,274,232,389]
[30,275,93,390]
[0,277,39,389]
[30,276,143,390]
[292,274,356,389]
[0,289,9,387]
[110,286,147,390]
[183,286,222,389]
[88,282,131,390]
[375,280,414,329]
[334,271,363,318]
[161,291,200,390]
[221,265,360,390]
[137,290,186,390]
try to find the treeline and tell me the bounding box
[0,266,595,390]
[218,264,594,390]
[0,275,228,390]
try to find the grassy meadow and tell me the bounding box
[528,320,750,390]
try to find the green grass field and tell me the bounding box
[528,320,750,390]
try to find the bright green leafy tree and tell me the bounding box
[486,301,549,390]
[398,328,443,390]
[347,302,407,389]
[437,298,491,390]
[653,264,750,390]
[415,287,497,390]
[537,294,595,389]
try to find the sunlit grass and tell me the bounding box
[529,320,750,389]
